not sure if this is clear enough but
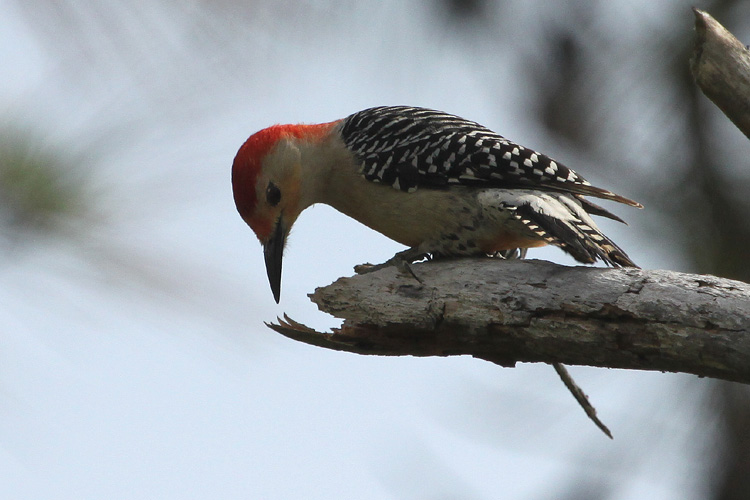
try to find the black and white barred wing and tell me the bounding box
[339,106,642,208]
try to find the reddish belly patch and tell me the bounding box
[480,233,548,253]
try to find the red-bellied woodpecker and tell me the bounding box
[232,106,641,303]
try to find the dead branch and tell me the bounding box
[269,259,750,385]
[690,8,750,139]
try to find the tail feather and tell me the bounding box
[576,196,627,224]
[510,194,638,268]
[560,183,643,209]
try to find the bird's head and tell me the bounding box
[232,122,335,302]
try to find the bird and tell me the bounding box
[232,106,641,302]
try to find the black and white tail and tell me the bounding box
[493,191,637,268]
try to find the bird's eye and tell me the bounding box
[266,182,281,207]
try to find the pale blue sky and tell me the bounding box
[0,1,723,498]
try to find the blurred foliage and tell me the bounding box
[708,382,750,500]
[0,127,90,240]
[438,0,489,22]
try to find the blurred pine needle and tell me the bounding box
[0,127,89,238]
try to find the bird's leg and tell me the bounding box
[354,247,429,281]
[356,247,530,278]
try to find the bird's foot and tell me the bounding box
[491,248,528,260]
[354,248,429,282]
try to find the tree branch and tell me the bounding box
[268,259,750,384]
[690,8,750,140]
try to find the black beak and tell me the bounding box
[263,217,286,303]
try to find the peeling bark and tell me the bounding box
[268,259,750,385]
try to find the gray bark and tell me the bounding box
[269,259,750,385]
[690,8,750,140]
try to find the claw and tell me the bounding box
[494,248,527,260]
[354,248,429,282]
